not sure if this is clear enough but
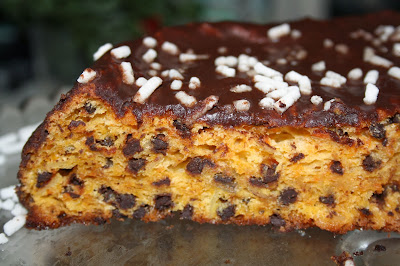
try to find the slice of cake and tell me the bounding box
[17,11,400,233]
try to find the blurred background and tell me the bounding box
[0,0,399,134]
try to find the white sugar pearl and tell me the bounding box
[348,68,363,80]
[93,43,113,61]
[363,83,379,105]
[0,233,8,244]
[268,23,291,40]
[111,46,131,59]
[310,95,323,105]
[4,215,26,236]
[0,185,16,200]
[170,80,183,90]
[77,68,96,84]
[143,37,157,48]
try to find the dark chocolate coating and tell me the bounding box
[81,11,400,128]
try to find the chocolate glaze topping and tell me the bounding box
[78,11,400,128]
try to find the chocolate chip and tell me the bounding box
[155,194,173,211]
[360,208,372,216]
[99,186,115,202]
[69,174,84,187]
[57,212,67,219]
[63,186,80,198]
[127,158,146,173]
[116,194,136,209]
[249,177,266,187]
[369,123,386,139]
[152,177,171,187]
[173,120,191,138]
[250,164,280,187]
[97,137,114,147]
[112,209,127,219]
[218,205,236,221]
[59,168,73,176]
[99,186,136,209]
[327,130,355,146]
[261,164,280,183]
[374,244,386,252]
[133,205,148,219]
[85,136,98,151]
[290,153,305,163]
[357,138,364,146]
[330,161,344,175]
[152,134,168,155]
[103,158,113,169]
[319,195,335,206]
[389,113,400,124]
[93,217,106,225]
[280,188,298,205]
[68,120,85,130]
[85,136,94,145]
[382,138,388,147]
[371,191,386,206]
[388,211,394,216]
[36,172,53,188]
[67,192,80,198]
[84,102,96,114]
[186,157,214,175]
[213,173,235,184]
[270,213,286,227]
[181,204,194,219]
[123,135,143,157]
[362,155,382,172]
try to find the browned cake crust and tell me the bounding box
[17,11,400,233]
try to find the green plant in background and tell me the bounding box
[1,0,204,63]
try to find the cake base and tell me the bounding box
[17,94,400,233]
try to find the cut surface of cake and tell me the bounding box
[17,12,400,233]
